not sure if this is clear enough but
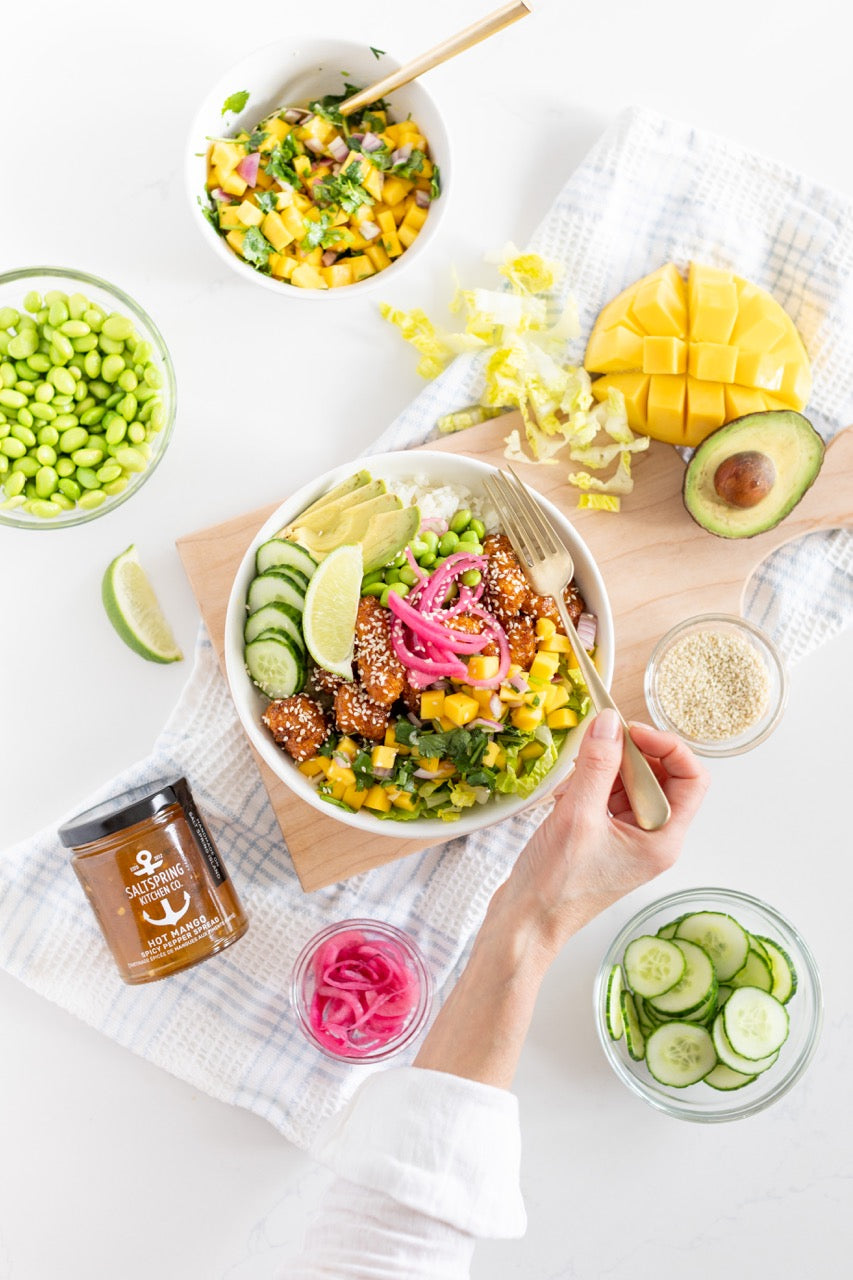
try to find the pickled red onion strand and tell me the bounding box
[387,590,489,651]
[405,547,427,580]
[308,931,421,1054]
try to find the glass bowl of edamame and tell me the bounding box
[0,267,176,529]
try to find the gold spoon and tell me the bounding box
[339,1,532,117]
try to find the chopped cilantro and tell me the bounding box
[430,165,442,200]
[393,148,425,179]
[301,212,344,251]
[247,127,268,151]
[265,138,301,188]
[362,109,388,134]
[242,226,274,270]
[221,90,250,115]
[394,722,489,776]
[317,733,339,758]
[255,191,277,214]
[370,45,386,59]
[352,750,374,791]
[198,196,219,231]
[313,163,374,214]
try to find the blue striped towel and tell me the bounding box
[2,107,851,1149]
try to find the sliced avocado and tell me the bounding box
[279,471,375,536]
[284,478,387,536]
[293,492,401,555]
[683,410,824,539]
[361,505,421,573]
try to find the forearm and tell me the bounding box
[414,887,582,1089]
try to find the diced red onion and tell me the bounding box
[414,767,446,780]
[211,187,231,203]
[508,672,529,693]
[373,766,392,779]
[576,612,597,650]
[391,143,412,165]
[488,693,503,719]
[407,711,423,728]
[321,250,338,267]
[360,220,380,240]
[361,132,383,151]
[414,189,431,208]
[328,135,349,163]
[305,137,326,155]
[284,108,309,123]
[236,152,260,184]
[350,132,364,143]
[419,516,448,535]
[469,717,505,732]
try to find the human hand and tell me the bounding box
[492,709,710,958]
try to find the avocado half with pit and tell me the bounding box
[683,410,824,539]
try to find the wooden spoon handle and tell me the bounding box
[339,1,531,116]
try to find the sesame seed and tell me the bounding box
[655,630,771,741]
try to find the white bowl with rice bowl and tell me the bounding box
[224,450,615,840]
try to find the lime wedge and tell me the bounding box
[102,544,183,663]
[302,544,362,679]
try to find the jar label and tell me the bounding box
[172,777,227,887]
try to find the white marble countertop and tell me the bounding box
[2,1,851,1276]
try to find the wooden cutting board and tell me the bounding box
[177,413,853,891]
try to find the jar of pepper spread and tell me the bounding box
[58,776,248,984]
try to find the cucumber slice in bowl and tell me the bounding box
[645,1023,717,1087]
[723,987,789,1060]
[605,964,624,1041]
[244,602,306,651]
[704,1063,756,1091]
[755,936,798,1004]
[675,912,749,982]
[255,538,317,579]
[620,990,645,1061]
[246,569,307,615]
[245,632,306,699]
[623,935,686,998]
[729,948,773,992]
[648,939,717,1016]
[712,1013,779,1075]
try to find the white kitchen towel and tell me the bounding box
[2,107,852,1150]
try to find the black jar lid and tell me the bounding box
[57,777,187,848]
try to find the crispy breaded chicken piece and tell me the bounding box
[482,533,530,622]
[310,664,346,698]
[504,615,537,668]
[334,682,390,742]
[522,582,586,629]
[447,612,499,657]
[263,693,328,762]
[355,596,406,707]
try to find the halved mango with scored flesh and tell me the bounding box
[586,262,811,445]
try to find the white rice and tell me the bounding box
[386,476,500,533]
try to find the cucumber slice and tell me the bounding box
[712,1013,779,1075]
[748,933,770,962]
[623,935,686,998]
[729,948,773,993]
[620,990,645,1061]
[715,984,733,1011]
[755,935,798,1004]
[256,538,317,579]
[245,632,305,699]
[656,915,688,940]
[680,986,718,1025]
[675,912,749,982]
[645,1023,717,1087]
[635,994,660,1036]
[605,964,624,1041]
[648,939,716,1016]
[723,987,789,1060]
[246,569,307,615]
[704,1063,757,1091]
[244,602,306,651]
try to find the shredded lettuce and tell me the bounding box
[381,246,647,509]
[495,729,564,799]
[578,494,621,512]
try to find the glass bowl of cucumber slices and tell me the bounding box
[595,887,822,1122]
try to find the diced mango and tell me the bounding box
[585,325,644,373]
[685,379,726,447]
[298,757,328,778]
[646,375,686,440]
[689,281,738,343]
[371,744,397,770]
[261,210,294,250]
[443,693,480,727]
[210,140,245,173]
[264,116,290,143]
[382,175,413,206]
[291,263,327,289]
[688,342,738,384]
[512,705,545,732]
[329,780,348,801]
[327,761,356,787]
[520,742,546,762]
[420,691,445,719]
[349,254,375,281]
[482,741,503,768]
[544,684,571,712]
[342,785,368,811]
[219,170,248,197]
[364,785,391,812]
[269,252,295,280]
[225,228,245,256]
[642,336,687,376]
[218,205,243,230]
[362,166,384,201]
[322,262,354,289]
[365,243,392,272]
[548,708,579,730]
[415,756,442,772]
[535,617,557,641]
[282,205,307,238]
[734,351,785,392]
[235,199,263,227]
[391,790,418,812]
[438,716,457,733]
[540,633,574,656]
[467,654,500,682]
[630,266,688,338]
[529,652,560,683]
[724,384,769,420]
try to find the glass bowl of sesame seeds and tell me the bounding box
[644,614,788,757]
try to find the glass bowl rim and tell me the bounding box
[594,885,823,1123]
[290,917,434,1063]
[644,612,789,757]
[0,265,176,530]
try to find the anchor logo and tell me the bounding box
[132,848,164,877]
[142,891,191,929]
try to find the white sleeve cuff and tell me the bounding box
[310,1066,527,1239]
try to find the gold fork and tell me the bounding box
[483,467,671,831]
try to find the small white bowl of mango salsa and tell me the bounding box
[186,37,451,297]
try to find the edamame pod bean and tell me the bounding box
[0,495,27,510]
[15,380,35,395]
[118,393,137,422]
[114,445,145,472]
[60,319,89,338]
[30,402,56,422]
[458,528,480,544]
[35,380,55,401]
[117,368,138,392]
[71,447,104,468]
[134,340,152,364]
[101,354,124,382]
[54,413,80,430]
[37,425,59,446]
[386,582,409,599]
[88,379,110,399]
[58,477,81,501]
[460,570,482,588]
[4,471,25,497]
[75,467,100,490]
[419,551,437,568]
[28,353,51,374]
[12,456,38,476]
[29,498,63,518]
[1,436,26,459]
[96,462,122,484]
[99,336,124,357]
[102,477,129,497]
[127,423,145,444]
[361,582,386,598]
[0,388,27,409]
[0,364,16,388]
[35,444,57,466]
[76,395,96,414]
[78,489,106,510]
[35,465,58,497]
[8,330,39,360]
[50,333,74,362]
[0,307,19,329]
[80,406,105,427]
[69,293,89,320]
[104,417,127,445]
[449,508,472,534]
[50,492,75,511]
[59,426,88,453]
[23,291,42,313]
[362,570,385,586]
[384,567,402,584]
[83,308,104,330]
[16,408,34,430]
[49,302,70,327]
[49,367,76,396]
[143,364,162,389]
[438,530,459,556]
[44,291,67,307]
[72,333,99,353]
[104,390,122,409]
[83,351,102,379]
[55,457,75,478]
[102,314,135,342]
[398,566,419,587]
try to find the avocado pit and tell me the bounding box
[713,451,776,508]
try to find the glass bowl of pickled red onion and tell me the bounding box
[290,919,433,1062]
